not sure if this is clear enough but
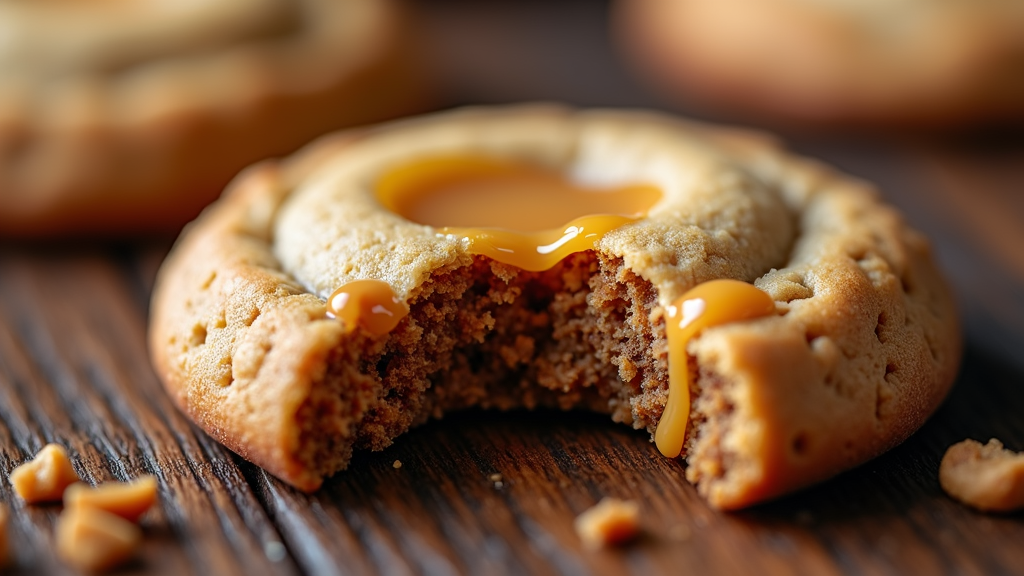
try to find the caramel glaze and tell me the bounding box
[327,155,775,462]
[377,156,662,272]
[376,156,662,231]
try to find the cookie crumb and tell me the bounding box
[56,506,141,573]
[10,444,81,503]
[940,438,1024,512]
[573,498,641,550]
[489,473,503,482]
[392,460,402,469]
[64,476,158,523]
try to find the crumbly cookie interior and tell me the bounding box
[295,251,681,481]
[296,249,761,495]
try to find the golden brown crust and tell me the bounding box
[685,135,962,507]
[149,105,960,507]
[0,0,427,237]
[616,0,1024,127]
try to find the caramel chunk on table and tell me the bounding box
[56,507,142,573]
[573,498,641,550]
[940,439,1024,512]
[64,476,158,523]
[9,444,81,503]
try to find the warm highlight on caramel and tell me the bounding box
[377,156,661,272]
[378,155,662,232]
[326,279,410,336]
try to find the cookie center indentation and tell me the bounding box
[376,155,662,272]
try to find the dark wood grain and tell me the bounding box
[2,1,1024,574]
[2,240,1022,575]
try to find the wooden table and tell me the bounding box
[2,2,1023,574]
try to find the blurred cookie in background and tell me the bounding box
[0,0,429,237]
[614,0,1024,129]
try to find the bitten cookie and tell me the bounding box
[149,106,960,509]
[0,0,426,237]
[615,0,1024,127]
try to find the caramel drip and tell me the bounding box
[326,279,409,337]
[377,155,662,272]
[655,280,776,458]
[441,215,642,273]
[332,162,773,460]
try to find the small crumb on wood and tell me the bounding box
[392,460,402,469]
[56,507,141,573]
[574,498,641,550]
[940,438,1024,512]
[489,473,503,482]
[64,476,158,523]
[9,448,162,573]
[10,444,81,503]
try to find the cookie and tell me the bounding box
[615,0,1024,127]
[149,105,960,509]
[0,0,426,237]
